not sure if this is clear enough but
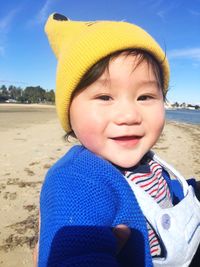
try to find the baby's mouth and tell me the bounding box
[110,135,142,147]
[111,136,141,141]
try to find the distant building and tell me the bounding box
[164,100,173,109]
[5,99,17,103]
[179,102,187,109]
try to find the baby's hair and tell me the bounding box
[65,49,166,140]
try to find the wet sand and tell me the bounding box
[0,104,199,267]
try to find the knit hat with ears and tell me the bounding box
[45,13,170,133]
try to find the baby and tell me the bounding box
[36,13,200,267]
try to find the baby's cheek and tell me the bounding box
[76,125,98,147]
[154,111,165,136]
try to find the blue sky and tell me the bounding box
[0,0,200,104]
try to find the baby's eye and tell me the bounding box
[97,95,112,101]
[137,95,153,101]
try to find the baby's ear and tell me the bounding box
[44,13,86,59]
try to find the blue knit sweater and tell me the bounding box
[38,145,185,267]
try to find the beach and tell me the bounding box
[0,104,199,267]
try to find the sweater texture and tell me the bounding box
[39,145,184,267]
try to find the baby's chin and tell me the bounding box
[113,162,140,169]
[107,156,143,169]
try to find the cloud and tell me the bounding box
[168,48,200,61]
[0,8,20,56]
[140,0,165,10]
[0,79,29,85]
[37,0,52,24]
[0,46,5,56]
[188,9,200,16]
[157,10,166,21]
[0,8,19,33]
[155,1,182,22]
[139,0,182,22]
[29,0,56,25]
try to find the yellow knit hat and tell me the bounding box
[45,13,170,133]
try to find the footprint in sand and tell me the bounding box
[3,192,17,200]
[4,173,11,176]
[24,168,35,176]
[29,161,40,166]
[0,183,6,190]
[7,178,20,185]
[43,163,52,169]
[23,204,37,212]
[18,181,42,188]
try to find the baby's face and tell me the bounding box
[70,54,165,168]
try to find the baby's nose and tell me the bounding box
[113,101,142,125]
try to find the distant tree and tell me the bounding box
[45,90,55,103]
[0,85,9,102]
[180,102,187,108]
[0,95,8,102]
[8,85,23,100]
[0,84,55,104]
[172,102,179,108]
[0,85,7,91]
[17,95,27,103]
[0,85,8,95]
[23,86,46,103]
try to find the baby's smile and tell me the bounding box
[109,135,142,148]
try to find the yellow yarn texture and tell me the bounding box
[45,13,169,132]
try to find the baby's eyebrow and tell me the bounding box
[93,79,160,91]
[95,77,111,86]
[137,80,160,88]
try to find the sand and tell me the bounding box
[0,103,199,267]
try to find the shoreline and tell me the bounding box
[166,118,200,126]
[0,103,55,108]
[0,105,199,266]
[165,120,200,129]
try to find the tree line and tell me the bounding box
[0,85,55,104]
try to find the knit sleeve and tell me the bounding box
[38,167,119,267]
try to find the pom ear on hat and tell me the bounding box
[45,13,170,133]
[45,13,87,59]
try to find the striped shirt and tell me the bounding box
[123,159,173,257]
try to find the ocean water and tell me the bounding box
[166,109,200,125]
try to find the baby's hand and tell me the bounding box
[113,224,131,254]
